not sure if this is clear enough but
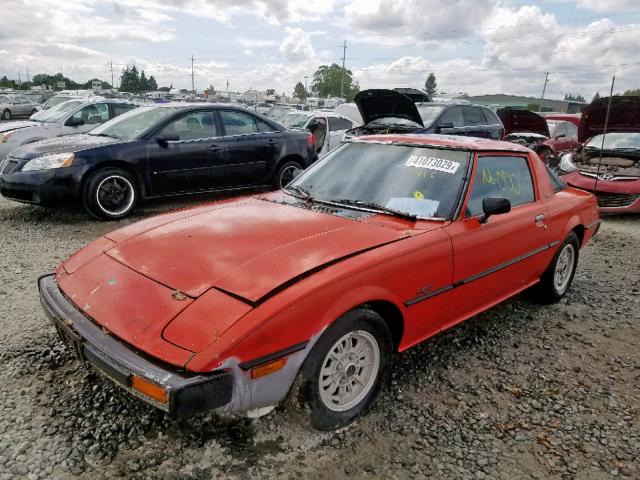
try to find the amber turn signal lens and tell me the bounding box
[250,358,287,379]
[130,375,168,404]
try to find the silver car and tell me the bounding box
[0,98,136,161]
[0,95,40,120]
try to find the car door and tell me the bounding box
[218,109,283,186]
[15,97,30,116]
[461,106,493,138]
[147,110,225,194]
[443,153,551,331]
[326,117,352,156]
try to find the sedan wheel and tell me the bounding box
[275,160,302,189]
[83,168,139,220]
[553,243,575,294]
[2,110,10,120]
[535,231,579,303]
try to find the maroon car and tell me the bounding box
[559,96,640,213]
[497,108,581,163]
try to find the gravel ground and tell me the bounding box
[0,194,638,480]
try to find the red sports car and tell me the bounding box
[39,135,599,430]
[559,96,640,213]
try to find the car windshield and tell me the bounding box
[88,106,177,141]
[281,113,311,128]
[43,96,76,109]
[417,104,445,126]
[585,132,640,150]
[36,100,84,123]
[287,142,470,219]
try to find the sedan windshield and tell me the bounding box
[585,132,640,150]
[36,100,83,123]
[417,104,445,126]
[89,106,177,141]
[287,142,470,219]
[281,113,311,128]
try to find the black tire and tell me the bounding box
[2,109,11,121]
[289,307,393,431]
[535,232,579,303]
[82,168,139,220]
[274,160,303,189]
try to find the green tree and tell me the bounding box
[592,92,600,102]
[564,93,585,102]
[310,63,359,101]
[139,70,148,92]
[119,65,140,93]
[147,75,158,92]
[265,88,276,96]
[293,81,308,101]
[622,89,640,96]
[424,72,438,97]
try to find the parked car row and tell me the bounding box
[0,94,40,120]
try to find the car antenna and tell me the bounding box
[594,75,615,194]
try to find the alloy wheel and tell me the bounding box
[553,243,575,293]
[95,175,135,217]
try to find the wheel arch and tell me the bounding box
[364,300,404,351]
[81,160,147,197]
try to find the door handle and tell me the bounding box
[208,145,223,151]
[267,139,282,145]
[534,214,545,222]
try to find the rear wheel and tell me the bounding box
[274,160,302,189]
[2,109,10,120]
[83,168,139,220]
[31,108,38,116]
[536,232,579,303]
[289,307,392,430]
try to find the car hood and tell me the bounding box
[579,96,640,143]
[104,197,414,302]
[9,133,119,160]
[497,108,550,137]
[355,89,424,127]
[0,120,41,134]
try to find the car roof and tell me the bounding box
[350,134,532,153]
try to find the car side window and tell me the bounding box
[159,111,218,141]
[438,107,464,127]
[555,122,567,138]
[463,106,487,126]
[565,123,578,139]
[111,103,135,118]
[466,156,536,217]
[220,110,260,136]
[70,103,110,125]
[257,118,277,133]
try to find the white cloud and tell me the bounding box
[279,28,316,62]
[576,0,639,12]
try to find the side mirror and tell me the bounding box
[479,197,511,223]
[434,122,454,133]
[65,117,85,127]
[156,134,179,147]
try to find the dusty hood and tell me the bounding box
[355,89,424,127]
[105,197,410,302]
[8,133,119,160]
[579,96,640,143]
[497,108,550,137]
[0,120,40,134]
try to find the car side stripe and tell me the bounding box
[238,341,309,370]
[404,241,560,307]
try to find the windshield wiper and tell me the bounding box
[329,198,417,221]
[90,133,118,139]
[285,184,313,200]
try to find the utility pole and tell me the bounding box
[226,79,229,96]
[541,72,550,100]
[340,37,347,98]
[110,61,114,90]
[26,67,30,84]
[190,54,195,93]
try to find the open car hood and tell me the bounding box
[104,197,410,303]
[497,108,550,137]
[579,96,640,143]
[355,89,424,127]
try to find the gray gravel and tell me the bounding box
[0,194,638,480]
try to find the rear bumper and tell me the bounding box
[38,274,233,416]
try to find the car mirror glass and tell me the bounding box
[66,117,85,127]
[479,197,511,223]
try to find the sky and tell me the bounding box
[1,0,639,99]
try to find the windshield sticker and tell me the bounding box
[405,155,460,174]
[387,197,439,218]
[413,191,425,200]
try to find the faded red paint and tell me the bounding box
[56,135,598,376]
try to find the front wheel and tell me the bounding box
[83,168,139,220]
[536,232,579,303]
[274,160,302,189]
[31,108,38,116]
[290,307,392,431]
[2,109,10,120]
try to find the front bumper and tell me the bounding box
[38,274,233,417]
[0,164,86,205]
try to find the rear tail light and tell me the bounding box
[307,132,315,146]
